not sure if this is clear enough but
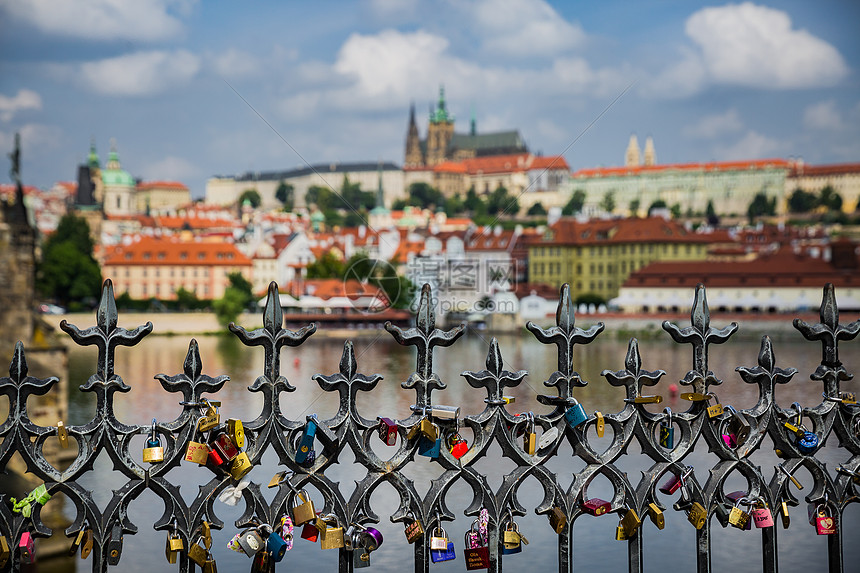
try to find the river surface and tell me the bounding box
[49,323,860,571]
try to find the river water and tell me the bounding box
[52,323,860,572]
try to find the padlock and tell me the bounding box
[377,417,398,446]
[165,530,184,564]
[354,547,372,568]
[448,433,468,459]
[620,509,641,537]
[418,435,441,458]
[197,400,220,431]
[209,446,225,467]
[404,515,424,544]
[80,529,93,559]
[713,502,730,528]
[188,539,208,565]
[266,528,288,561]
[237,529,265,556]
[228,451,253,480]
[18,531,35,564]
[430,405,460,420]
[202,551,218,573]
[632,394,663,404]
[595,411,605,438]
[429,527,449,550]
[721,433,737,449]
[659,466,693,495]
[210,431,239,463]
[548,506,567,533]
[564,399,588,429]
[778,463,804,490]
[464,525,489,570]
[582,498,611,516]
[728,499,750,529]
[296,416,318,464]
[780,500,790,529]
[359,527,383,553]
[250,549,269,572]
[687,502,708,530]
[143,418,164,463]
[185,421,210,465]
[751,499,774,528]
[58,421,69,448]
[706,396,724,418]
[615,524,629,540]
[226,418,245,448]
[659,408,674,449]
[814,505,836,535]
[523,412,537,455]
[725,406,751,447]
[430,540,456,563]
[292,490,317,525]
[502,522,524,554]
[201,519,212,551]
[537,426,560,451]
[647,503,665,530]
[796,429,819,455]
[319,515,345,550]
[0,535,8,568]
[106,523,123,565]
[69,527,86,556]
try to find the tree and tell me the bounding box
[670,203,682,219]
[486,185,519,216]
[341,176,375,210]
[37,214,101,309]
[407,182,445,209]
[174,287,201,311]
[706,200,720,226]
[819,185,843,212]
[306,185,336,211]
[306,250,345,279]
[628,198,641,217]
[444,194,465,216]
[599,191,616,214]
[275,181,294,211]
[464,187,486,214]
[212,272,254,327]
[238,188,261,208]
[391,198,408,210]
[527,202,547,216]
[788,188,818,213]
[562,190,586,215]
[747,191,776,222]
[647,199,667,215]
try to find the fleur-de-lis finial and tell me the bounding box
[156,339,229,403]
[662,284,737,392]
[526,284,603,400]
[602,338,665,401]
[313,341,382,414]
[385,284,464,406]
[735,336,796,401]
[461,338,527,404]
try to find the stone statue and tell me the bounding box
[8,132,21,187]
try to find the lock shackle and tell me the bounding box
[662,408,672,425]
[790,402,803,425]
[149,418,158,441]
[822,391,843,404]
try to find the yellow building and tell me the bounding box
[528,216,712,302]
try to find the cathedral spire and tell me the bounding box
[470,104,477,136]
[625,134,640,167]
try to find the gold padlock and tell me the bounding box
[319,515,345,550]
[227,418,245,448]
[293,490,317,525]
[185,422,210,465]
[404,516,424,544]
[620,509,641,537]
[687,502,708,530]
[615,524,628,540]
[165,531,183,564]
[201,520,212,551]
[548,506,566,533]
[595,411,605,438]
[228,451,253,480]
[429,527,448,550]
[202,552,217,573]
[0,535,8,568]
[728,502,750,529]
[69,527,85,556]
[58,421,69,449]
[647,503,665,530]
[187,541,207,566]
[420,418,437,441]
[523,413,537,455]
[780,501,790,529]
[80,529,93,559]
[503,523,522,549]
[706,395,724,418]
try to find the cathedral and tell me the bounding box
[404,87,528,169]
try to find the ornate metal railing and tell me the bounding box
[1,279,858,572]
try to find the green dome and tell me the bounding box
[102,148,135,187]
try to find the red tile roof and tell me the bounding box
[789,163,860,177]
[136,181,189,191]
[103,237,252,266]
[434,153,570,176]
[283,278,385,300]
[572,159,790,178]
[533,216,712,246]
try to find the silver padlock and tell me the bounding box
[353,547,371,568]
[344,524,363,551]
[237,528,265,557]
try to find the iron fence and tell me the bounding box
[0,279,858,572]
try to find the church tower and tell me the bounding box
[643,136,656,166]
[404,103,424,167]
[625,134,641,167]
[425,86,455,167]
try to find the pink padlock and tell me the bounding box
[721,434,737,448]
[19,531,35,564]
[751,506,774,528]
[815,508,836,535]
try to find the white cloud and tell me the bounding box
[803,100,842,131]
[642,47,706,99]
[140,155,199,181]
[715,130,781,160]
[77,50,200,96]
[0,123,62,151]
[0,89,42,122]
[685,3,849,89]
[0,0,193,42]
[467,0,586,57]
[209,49,262,80]
[683,109,744,139]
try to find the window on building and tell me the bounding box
[576,263,582,274]
[673,245,679,255]
[598,263,603,273]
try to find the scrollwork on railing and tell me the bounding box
[0,280,857,573]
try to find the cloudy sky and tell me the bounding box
[1,0,858,197]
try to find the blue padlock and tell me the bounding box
[296,418,318,464]
[430,541,456,563]
[659,408,674,449]
[267,530,288,562]
[418,436,441,458]
[564,400,588,429]
[797,431,818,455]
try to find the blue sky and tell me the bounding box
[1,0,858,198]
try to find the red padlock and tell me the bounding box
[377,418,398,446]
[208,447,225,467]
[448,434,468,460]
[19,532,35,564]
[211,432,239,462]
[301,513,322,542]
[581,498,611,516]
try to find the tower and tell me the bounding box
[404,103,423,167]
[625,134,641,167]
[101,140,136,216]
[425,86,455,167]
[643,136,656,166]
